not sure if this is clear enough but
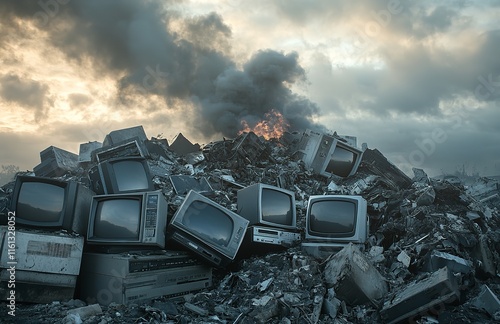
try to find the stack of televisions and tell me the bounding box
[0,152,369,306]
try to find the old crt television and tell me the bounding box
[305,195,368,244]
[321,140,364,178]
[237,183,296,230]
[9,175,94,235]
[86,191,167,252]
[89,156,154,195]
[297,130,364,178]
[167,190,249,268]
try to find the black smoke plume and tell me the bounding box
[0,0,324,137]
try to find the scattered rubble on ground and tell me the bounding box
[1,128,500,323]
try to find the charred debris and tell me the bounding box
[1,125,500,324]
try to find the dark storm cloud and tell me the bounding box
[0,0,321,138]
[420,6,459,34]
[0,74,51,121]
[268,0,483,116]
[0,0,41,18]
[271,0,461,38]
[0,1,34,45]
[361,27,500,116]
[308,27,499,118]
[471,30,500,102]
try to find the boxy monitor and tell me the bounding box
[9,175,94,235]
[86,191,168,252]
[294,130,364,178]
[321,141,363,178]
[305,195,368,244]
[89,156,155,194]
[237,183,296,230]
[167,190,249,268]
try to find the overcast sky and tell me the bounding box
[0,0,499,177]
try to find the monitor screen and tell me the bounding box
[261,188,293,226]
[93,198,141,240]
[86,191,168,251]
[16,182,65,223]
[9,175,95,235]
[181,201,234,247]
[167,190,249,267]
[309,200,356,236]
[325,146,357,177]
[112,160,150,192]
[237,183,297,230]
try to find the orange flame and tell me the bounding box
[239,109,290,140]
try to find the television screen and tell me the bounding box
[309,199,356,236]
[9,175,95,235]
[167,190,249,267]
[87,191,168,251]
[237,183,296,230]
[261,188,294,226]
[181,200,233,247]
[113,161,150,192]
[292,129,364,178]
[305,195,368,243]
[16,182,65,223]
[89,156,155,194]
[93,198,141,239]
[325,146,358,178]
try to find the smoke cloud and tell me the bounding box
[0,0,322,138]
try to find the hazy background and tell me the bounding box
[1,0,499,183]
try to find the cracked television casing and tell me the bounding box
[86,191,167,252]
[167,190,249,268]
[8,175,94,236]
[304,195,368,246]
[237,183,297,230]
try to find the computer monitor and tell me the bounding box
[237,183,296,230]
[9,175,94,235]
[294,130,364,178]
[88,156,155,195]
[86,191,167,252]
[167,190,249,268]
[321,141,364,178]
[305,195,368,244]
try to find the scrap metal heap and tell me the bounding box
[1,129,500,323]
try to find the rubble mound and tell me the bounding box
[1,131,500,323]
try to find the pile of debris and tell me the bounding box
[1,126,500,323]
